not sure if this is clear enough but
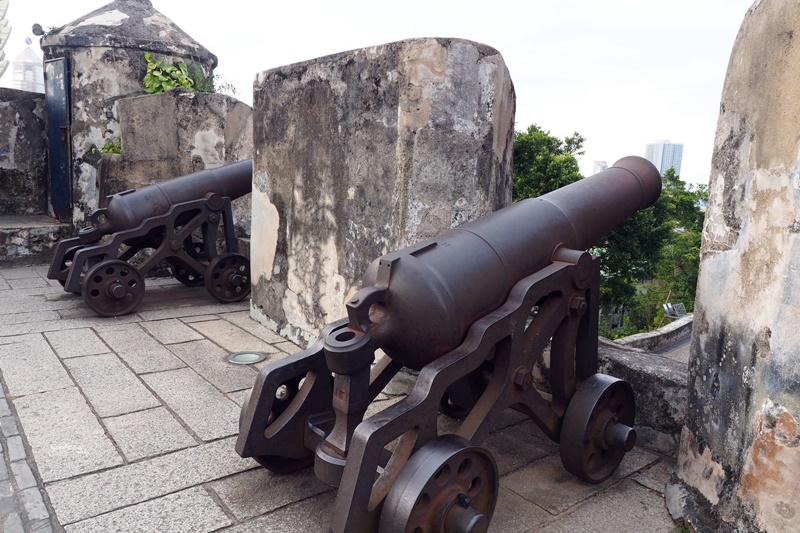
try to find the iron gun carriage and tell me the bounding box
[236,156,662,532]
[47,160,253,316]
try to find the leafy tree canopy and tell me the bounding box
[511,124,706,336]
[513,124,585,200]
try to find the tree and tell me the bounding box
[653,169,706,311]
[511,123,706,337]
[601,169,707,336]
[512,123,670,310]
[593,198,671,309]
[512,124,585,200]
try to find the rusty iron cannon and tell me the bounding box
[47,160,252,316]
[236,156,661,532]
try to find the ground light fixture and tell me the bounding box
[226,351,267,365]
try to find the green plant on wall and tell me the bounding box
[142,52,194,94]
[100,137,122,154]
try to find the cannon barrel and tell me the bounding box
[79,159,252,243]
[351,156,661,370]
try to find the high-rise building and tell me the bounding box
[645,140,683,176]
[12,38,44,94]
[593,161,608,175]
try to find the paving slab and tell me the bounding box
[633,456,675,494]
[0,311,60,326]
[0,270,41,280]
[64,487,232,533]
[140,319,204,344]
[0,335,73,396]
[0,416,19,437]
[13,387,122,482]
[1,513,22,532]
[6,436,25,462]
[501,446,659,515]
[220,311,290,345]
[7,278,50,290]
[166,339,259,393]
[45,437,255,524]
[227,389,250,407]
[483,422,560,476]
[63,354,160,418]
[98,325,185,374]
[0,334,35,346]
[274,340,302,354]
[20,488,48,521]
[0,314,139,337]
[489,487,551,532]
[187,319,277,354]
[221,491,336,533]
[208,466,332,520]
[44,328,109,359]
[537,479,679,533]
[180,314,221,323]
[137,302,248,322]
[103,407,197,462]
[10,461,36,490]
[142,368,240,440]
[0,479,13,515]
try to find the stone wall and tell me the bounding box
[41,0,217,226]
[98,89,253,235]
[249,38,516,345]
[667,2,800,531]
[0,88,48,216]
[616,314,693,352]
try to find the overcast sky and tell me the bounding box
[2,0,755,184]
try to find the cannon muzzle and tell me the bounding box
[79,159,253,243]
[350,156,661,370]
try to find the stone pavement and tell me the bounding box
[0,265,681,532]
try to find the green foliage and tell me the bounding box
[512,123,706,338]
[142,52,195,94]
[594,194,672,308]
[513,124,584,200]
[142,53,237,97]
[600,168,706,335]
[188,64,215,93]
[100,137,122,154]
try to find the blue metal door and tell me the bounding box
[44,58,71,219]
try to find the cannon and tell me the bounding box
[47,160,253,317]
[236,156,661,532]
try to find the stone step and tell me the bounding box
[0,215,73,266]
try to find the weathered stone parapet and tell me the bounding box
[668,1,800,531]
[249,38,515,345]
[0,89,48,216]
[99,89,253,235]
[616,314,693,352]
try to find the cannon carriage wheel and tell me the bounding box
[559,373,636,483]
[205,252,251,302]
[379,434,498,533]
[81,260,145,317]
